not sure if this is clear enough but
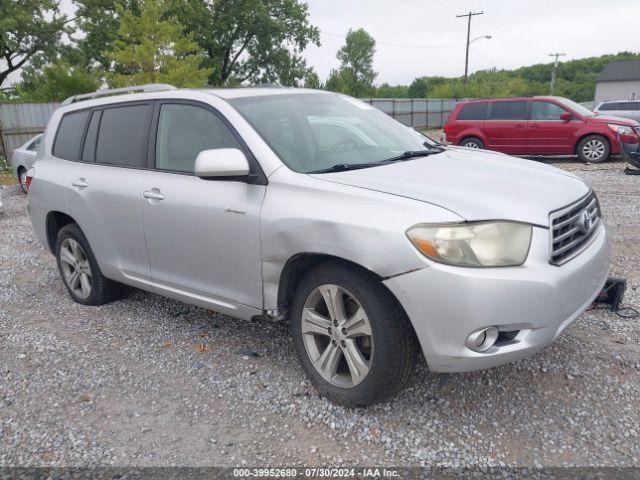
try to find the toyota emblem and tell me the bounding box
[577,209,591,234]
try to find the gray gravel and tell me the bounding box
[0,160,639,469]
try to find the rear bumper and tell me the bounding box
[383,224,611,372]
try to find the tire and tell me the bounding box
[55,223,126,305]
[577,135,610,163]
[290,261,417,407]
[459,137,484,149]
[18,167,27,194]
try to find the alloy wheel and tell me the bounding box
[19,170,27,190]
[301,284,373,388]
[464,141,480,148]
[59,238,92,299]
[582,139,605,161]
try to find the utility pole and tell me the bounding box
[457,11,484,85]
[548,52,566,95]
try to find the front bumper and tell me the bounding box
[383,224,611,372]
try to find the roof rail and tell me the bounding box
[61,83,176,106]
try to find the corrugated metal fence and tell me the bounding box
[361,98,457,129]
[0,98,456,168]
[0,102,59,168]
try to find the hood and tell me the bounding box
[310,147,589,227]
[590,114,639,126]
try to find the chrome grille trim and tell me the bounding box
[549,191,601,266]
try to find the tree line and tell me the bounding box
[1,1,638,102]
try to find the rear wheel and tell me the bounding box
[55,223,126,305]
[577,135,610,163]
[290,262,417,407]
[459,137,484,149]
[18,167,27,193]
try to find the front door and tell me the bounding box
[482,100,529,154]
[527,100,577,155]
[141,102,265,309]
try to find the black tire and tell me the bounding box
[290,261,418,407]
[459,137,484,149]
[577,135,610,163]
[17,167,27,194]
[55,223,126,305]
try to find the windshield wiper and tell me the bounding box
[381,147,445,163]
[308,163,383,174]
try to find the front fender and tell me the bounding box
[260,168,463,310]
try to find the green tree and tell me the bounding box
[14,62,98,100]
[72,0,137,70]
[0,0,69,87]
[169,0,320,86]
[105,0,208,87]
[330,28,377,97]
[303,70,322,89]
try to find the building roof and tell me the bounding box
[597,60,640,82]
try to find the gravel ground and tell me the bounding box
[0,160,639,470]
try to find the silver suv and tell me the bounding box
[27,85,611,406]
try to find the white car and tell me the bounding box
[11,134,42,192]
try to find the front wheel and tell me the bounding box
[459,137,484,149]
[290,262,417,407]
[577,135,610,163]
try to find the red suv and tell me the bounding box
[444,96,640,163]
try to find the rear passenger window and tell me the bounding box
[53,110,90,161]
[96,104,151,167]
[155,103,242,173]
[456,102,487,120]
[490,101,528,120]
[621,102,640,111]
[81,111,101,162]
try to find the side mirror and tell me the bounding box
[194,148,250,178]
[559,112,573,122]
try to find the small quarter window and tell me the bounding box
[53,111,90,161]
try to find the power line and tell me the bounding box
[456,11,484,85]
[548,52,566,95]
[320,31,464,49]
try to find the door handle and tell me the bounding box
[143,189,165,201]
[515,123,526,128]
[72,178,89,189]
[530,123,540,128]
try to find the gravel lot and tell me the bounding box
[1,160,639,470]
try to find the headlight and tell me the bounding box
[406,222,532,267]
[608,124,634,135]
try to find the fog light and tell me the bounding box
[465,327,499,352]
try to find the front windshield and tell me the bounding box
[229,93,436,173]
[555,97,595,117]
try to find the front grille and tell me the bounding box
[549,191,601,265]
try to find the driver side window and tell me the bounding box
[531,101,568,121]
[155,103,241,173]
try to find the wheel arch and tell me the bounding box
[458,134,486,147]
[574,132,611,155]
[275,253,418,340]
[45,211,78,254]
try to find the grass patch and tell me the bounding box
[1,169,16,186]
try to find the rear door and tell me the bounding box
[140,101,265,310]
[481,100,529,153]
[527,100,577,155]
[62,103,153,282]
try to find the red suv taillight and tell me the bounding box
[25,168,35,192]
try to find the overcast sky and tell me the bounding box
[305,0,639,84]
[7,0,639,86]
